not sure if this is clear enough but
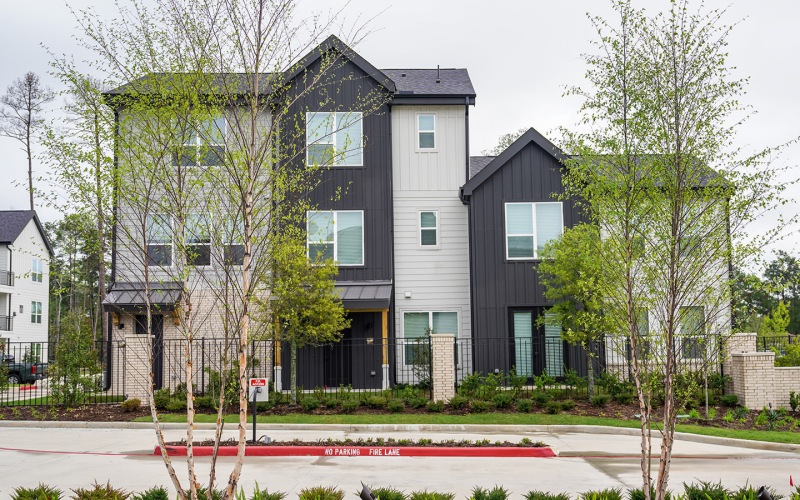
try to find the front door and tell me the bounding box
[135,314,164,390]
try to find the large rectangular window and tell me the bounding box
[174,116,225,167]
[146,214,172,266]
[307,210,364,266]
[417,113,436,149]
[306,112,363,166]
[186,214,211,267]
[679,306,705,359]
[419,211,438,247]
[505,202,563,260]
[31,259,43,283]
[403,311,457,364]
[30,301,42,324]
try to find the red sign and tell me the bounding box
[249,378,268,387]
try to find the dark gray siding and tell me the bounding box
[467,141,582,374]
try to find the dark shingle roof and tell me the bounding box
[103,281,182,311]
[382,69,475,97]
[0,210,53,255]
[469,156,495,178]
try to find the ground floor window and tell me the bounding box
[402,311,457,364]
[510,307,563,377]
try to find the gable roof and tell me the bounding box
[461,128,566,199]
[469,156,495,179]
[382,69,475,97]
[0,210,54,256]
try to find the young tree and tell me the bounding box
[560,2,794,499]
[0,71,55,210]
[481,127,528,156]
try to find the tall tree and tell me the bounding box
[764,251,800,332]
[0,72,54,210]
[560,2,793,499]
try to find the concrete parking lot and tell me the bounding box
[0,423,798,498]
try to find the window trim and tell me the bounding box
[146,213,173,268]
[418,210,440,249]
[31,259,43,283]
[401,310,458,366]
[30,301,42,324]
[222,217,245,267]
[174,115,226,168]
[416,112,436,151]
[305,112,364,167]
[306,210,365,267]
[185,213,213,268]
[504,202,564,261]
[678,305,706,360]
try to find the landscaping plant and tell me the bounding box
[470,486,510,500]
[11,483,63,500]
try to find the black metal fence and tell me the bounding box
[757,335,799,355]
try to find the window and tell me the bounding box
[403,311,457,364]
[28,343,42,363]
[633,309,651,360]
[679,306,705,359]
[185,214,211,267]
[419,211,438,247]
[223,218,245,266]
[307,211,364,266]
[306,112,363,166]
[146,214,172,266]
[510,308,563,377]
[30,301,42,324]
[174,116,225,167]
[505,202,563,260]
[417,113,435,149]
[31,259,43,283]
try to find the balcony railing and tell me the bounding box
[0,270,13,287]
[0,315,12,331]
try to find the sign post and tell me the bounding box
[249,378,269,443]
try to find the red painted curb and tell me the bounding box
[19,385,37,391]
[154,445,556,458]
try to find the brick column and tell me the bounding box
[729,351,776,409]
[430,334,455,403]
[723,333,757,395]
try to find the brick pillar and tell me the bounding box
[430,334,455,402]
[124,334,152,403]
[729,351,776,409]
[723,333,758,395]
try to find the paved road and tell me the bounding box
[0,423,798,498]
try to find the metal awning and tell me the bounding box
[102,281,182,313]
[335,281,393,310]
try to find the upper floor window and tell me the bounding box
[146,214,172,267]
[174,116,225,167]
[679,305,705,359]
[505,202,563,260]
[419,211,438,247]
[186,214,211,267]
[223,218,245,267]
[30,301,42,324]
[307,210,364,266]
[31,259,43,283]
[417,113,436,150]
[306,112,363,166]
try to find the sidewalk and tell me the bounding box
[0,422,797,498]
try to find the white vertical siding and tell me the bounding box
[4,220,50,346]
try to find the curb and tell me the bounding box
[154,444,557,458]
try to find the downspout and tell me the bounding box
[464,96,470,181]
[104,108,120,391]
[387,101,396,387]
[463,95,476,379]
[6,245,11,329]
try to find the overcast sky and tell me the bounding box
[2,0,799,260]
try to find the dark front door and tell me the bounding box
[509,307,564,379]
[135,314,164,390]
[324,328,352,388]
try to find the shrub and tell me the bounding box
[516,398,533,413]
[545,401,562,414]
[470,400,493,413]
[720,394,739,407]
[370,487,406,500]
[790,391,799,412]
[732,406,749,422]
[688,409,701,419]
[524,492,570,500]
[492,392,515,409]
[408,491,455,500]
[247,484,287,500]
[322,397,340,409]
[448,395,469,410]
[12,483,63,500]
[426,400,445,413]
[590,394,611,407]
[471,486,510,500]
[71,481,129,500]
[120,398,141,412]
[531,392,552,407]
[165,399,187,412]
[728,485,782,500]
[132,486,169,500]
[298,486,344,500]
[579,489,622,500]
[365,396,388,409]
[195,396,215,410]
[560,399,576,411]
[49,310,102,406]
[301,398,321,413]
[341,399,360,414]
[387,399,406,413]
[628,487,671,500]
[407,397,429,409]
[612,392,632,404]
[682,480,729,500]
[185,487,224,500]
[153,389,171,410]
[533,370,556,391]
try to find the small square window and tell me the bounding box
[417,113,436,150]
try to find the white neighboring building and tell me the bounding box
[0,210,54,359]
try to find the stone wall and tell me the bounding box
[430,334,455,403]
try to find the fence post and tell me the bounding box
[430,334,456,402]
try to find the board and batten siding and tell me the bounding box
[5,220,50,345]
[391,106,471,373]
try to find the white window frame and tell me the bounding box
[418,210,439,249]
[678,305,706,360]
[31,259,43,283]
[222,217,245,267]
[185,213,212,268]
[306,210,365,266]
[175,115,226,167]
[416,113,436,151]
[504,202,563,260]
[30,301,42,324]
[146,214,173,267]
[402,310,458,366]
[305,112,364,167]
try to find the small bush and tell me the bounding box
[728,484,782,500]
[387,399,406,413]
[732,406,749,421]
[187,487,224,500]
[165,399,187,412]
[683,480,729,500]
[590,394,611,407]
[322,397,340,409]
[407,397,429,409]
[524,492,570,500]
[531,392,552,407]
[492,392,514,409]
[248,483,287,500]
[408,491,455,500]
[720,394,739,407]
[790,391,799,412]
[545,401,562,414]
[426,400,445,413]
[153,389,171,410]
[298,486,344,500]
[516,398,533,413]
[195,396,215,410]
[132,486,169,500]
[301,398,321,413]
[448,395,469,410]
[560,399,576,411]
[471,486,510,500]
[12,483,63,500]
[470,400,493,413]
[341,399,360,414]
[365,396,388,409]
[120,398,141,412]
[578,488,622,500]
[628,487,671,500]
[612,393,632,404]
[71,481,129,500]
[370,487,407,500]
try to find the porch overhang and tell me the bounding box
[102,281,182,313]
[335,280,393,310]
